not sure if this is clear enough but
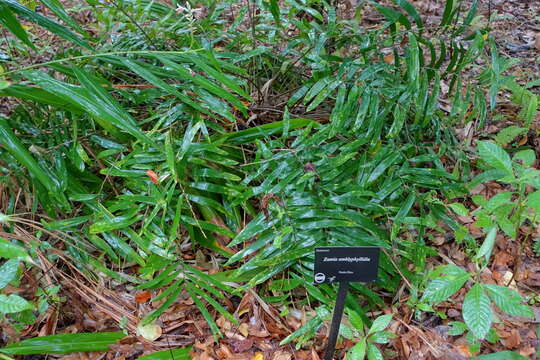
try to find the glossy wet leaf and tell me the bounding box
[0,259,19,289]
[463,284,492,339]
[0,294,33,314]
[0,332,125,354]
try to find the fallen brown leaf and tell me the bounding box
[501,329,521,349]
[135,291,151,304]
[230,338,253,353]
[272,350,292,360]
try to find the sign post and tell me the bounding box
[314,246,380,360]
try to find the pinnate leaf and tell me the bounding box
[0,332,125,354]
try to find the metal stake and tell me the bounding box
[324,282,349,360]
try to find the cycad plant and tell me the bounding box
[0,0,536,354]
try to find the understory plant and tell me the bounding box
[0,0,538,356]
[419,140,539,350]
[346,313,395,360]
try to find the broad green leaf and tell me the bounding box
[368,314,392,335]
[477,141,513,175]
[394,193,416,223]
[0,259,19,289]
[388,102,407,137]
[527,191,540,214]
[0,332,125,354]
[463,283,492,339]
[448,321,467,336]
[448,203,469,216]
[137,347,192,360]
[190,54,251,100]
[483,284,534,318]
[0,84,80,110]
[214,118,318,145]
[513,149,536,167]
[0,238,29,260]
[0,294,33,314]
[484,192,513,212]
[517,91,537,127]
[369,330,395,344]
[227,213,276,249]
[422,273,470,303]
[19,71,123,142]
[348,338,366,360]
[366,343,384,360]
[348,310,364,331]
[120,59,216,119]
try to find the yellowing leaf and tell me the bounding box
[238,308,250,316]
[137,323,162,341]
[238,322,249,337]
[252,353,264,360]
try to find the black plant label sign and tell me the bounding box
[314,246,380,284]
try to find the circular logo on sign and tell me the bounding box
[314,273,326,283]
